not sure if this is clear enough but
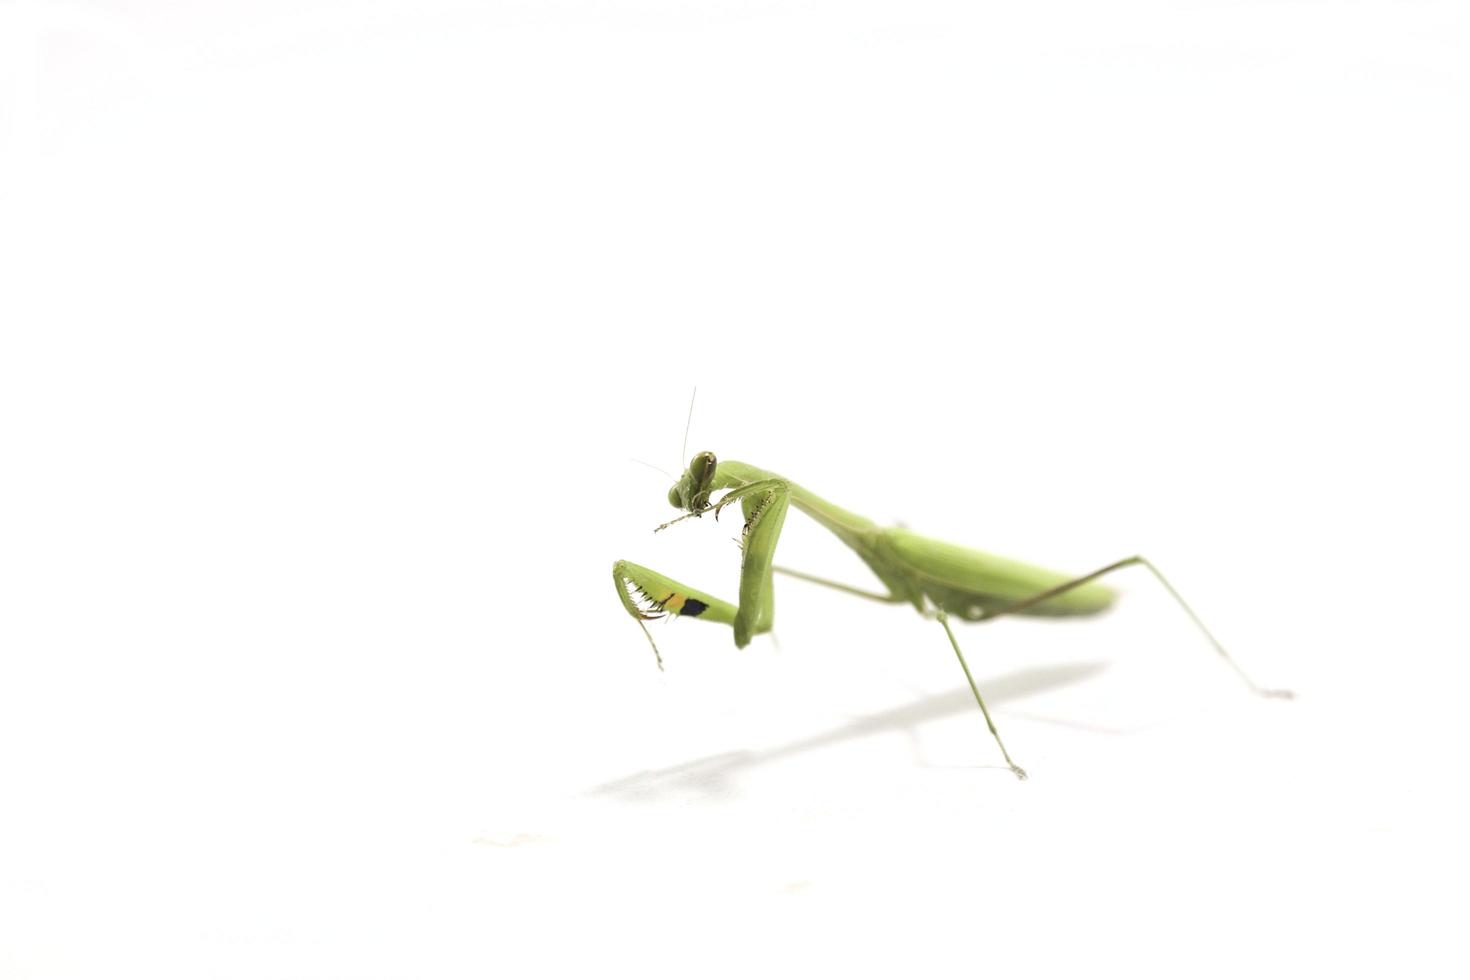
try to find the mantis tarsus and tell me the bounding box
[613,452,1292,779]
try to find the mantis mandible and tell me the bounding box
[613,452,1292,779]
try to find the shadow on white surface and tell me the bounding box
[589,661,1109,801]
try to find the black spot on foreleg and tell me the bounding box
[681,598,709,617]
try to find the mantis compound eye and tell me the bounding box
[668,485,683,509]
[688,452,716,485]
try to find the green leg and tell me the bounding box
[976,555,1293,699]
[612,560,739,669]
[656,478,794,647]
[772,565,905,605]
[937,609,1028,780]
[730,482,790,647]
[616,481,794,662]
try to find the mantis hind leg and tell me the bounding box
[937,609,1027,780]
[934,555,1291,777]
[972,555,1293,699]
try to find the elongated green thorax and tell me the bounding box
[712,457,1114,619]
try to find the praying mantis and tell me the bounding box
[613,451,1292,780]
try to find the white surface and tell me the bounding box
[2,2,1467,977]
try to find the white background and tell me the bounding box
[2,1,1467,977]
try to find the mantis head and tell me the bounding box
[668,451,718,512]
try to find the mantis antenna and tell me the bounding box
[630,390,698,480]
[680,387,697,465]
[629,458,676,480]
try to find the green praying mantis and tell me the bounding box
[613,450,1292,780]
